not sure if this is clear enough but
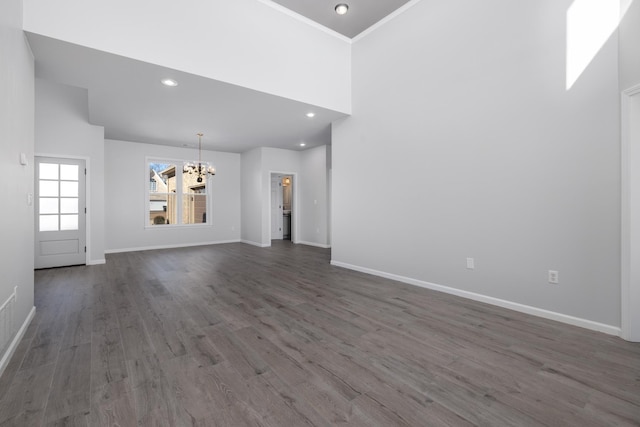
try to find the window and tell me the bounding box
[38,162,80,231]
[147,160,210,226]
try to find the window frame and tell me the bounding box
[145,156,213,229]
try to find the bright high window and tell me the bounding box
[566,0,633,90]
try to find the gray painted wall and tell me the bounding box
[620,0,640,90]
[260,148,301,245]
[104,139,241,252]
[36,79,242,256]
[332,0,621,327]
[241,148,264,246]
[35,79,105,263]
[299,145,330,246]
[241,146,331,248]
[0,0,35,361]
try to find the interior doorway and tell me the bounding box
[270,173,294,241]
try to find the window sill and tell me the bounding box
[144,223,212,230]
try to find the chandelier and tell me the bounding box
[183,133,216,183]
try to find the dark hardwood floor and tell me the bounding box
[0,241,638,426]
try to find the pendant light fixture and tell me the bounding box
[183,133,216,183]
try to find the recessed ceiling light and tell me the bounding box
[161,78,178,87]
[306,112,315,118]
[300,143,306,147]
[335,4,349,15]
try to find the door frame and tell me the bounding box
[621,83,640,342]
[268,171,298,244]
[35,153,91,266]
[270,174,284,240]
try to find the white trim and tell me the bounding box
[298,241,331,249]
[241,240,271,248]
[330,260,621,337]
[34,154,90,266]
[255,0,352,43]
[0,306,35,379]
[268,171,298,245]
[104,239,241,254]
[145,156,214,229]
[269,175,284,240]
[352,0,424,42]
[143,223,214,230]
[621,83,640,341]
[87,258,106,265]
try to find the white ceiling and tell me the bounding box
[27,2,410,153]
[27,33,348,153]
[270,0,411,38]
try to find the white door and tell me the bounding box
[35,157,86,269]
[271,175,283,240]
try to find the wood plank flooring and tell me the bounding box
[1,241,639,426]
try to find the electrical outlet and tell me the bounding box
[466,258,475,269]
[548,270,559,284]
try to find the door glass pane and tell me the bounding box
[60,164,79,181]
[40,198,59,214]
[60,181,78,197]
[39,163,59,180]
[60,198,78,214]
[39,215,59,231]
[39,181,59,197]
[60,215,78,231]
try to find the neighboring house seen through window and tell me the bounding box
[148,160,210,226]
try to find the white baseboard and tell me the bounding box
[105,239,241,254]
[87,258,106,265]
[241,240,270,248]
[0,306,35,379]
[330,260,621,337]
[298,241,331,249]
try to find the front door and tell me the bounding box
[35,157,86,269]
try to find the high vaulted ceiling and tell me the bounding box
[270,0,412,38]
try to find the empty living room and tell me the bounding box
[1,0,639,425]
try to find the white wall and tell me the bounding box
[105,139,240,252]
[0,0,35,367]
[332,0,621,330]
[241,148,263,246]
[298,145,330,247]
[620,0,640,341]
[620,0,640,90]
[261,148,301,245]
[241,146,331,248]
[34,79,105,264]
[22,0,351,114]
